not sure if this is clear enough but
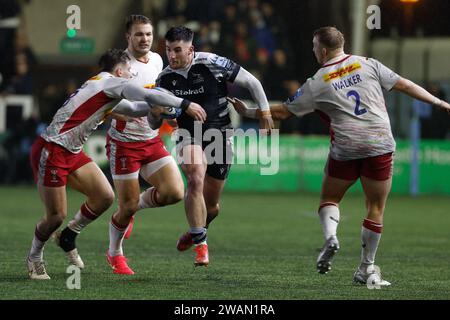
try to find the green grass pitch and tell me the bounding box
[0,186,449,300]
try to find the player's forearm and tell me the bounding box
[233,101,293,120]
[112,100,149,117]
[121,84,191,110]
[233,68,270,112]
[394,78,444,107]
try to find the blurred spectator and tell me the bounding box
[166,0,189,19]
[260,2,279,37]
[1,116,39,184]
[2,52,33,94]
[233,22,257,68]
[0,0,22,91]
[39,79,78,125]
[1,30,36,95]
[217,3,238,57]
[265,49,292,100]
[194,23,210,49]
[249,6,277,57]
[253,47,270,88]
[420,84,450,139]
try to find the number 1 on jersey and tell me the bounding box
[347,90,367,116]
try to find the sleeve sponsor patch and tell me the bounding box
[286,89,303,104]
[213,56,233,70]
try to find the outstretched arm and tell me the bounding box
[233,68,274,131]
[120,84,207,122]
[393,77,450,113]
[228,97,295,121]
[112,99,150,117]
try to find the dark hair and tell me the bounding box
[98,49,130,72]
[313,26,345,50]
[126,14,152,33]
[165,26,194,43]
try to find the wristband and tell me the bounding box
[260,110,272,117]
[180,99,191,111]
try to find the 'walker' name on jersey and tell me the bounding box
[324,62,363,91]
[331,73,362,91]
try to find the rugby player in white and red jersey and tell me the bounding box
[101,15,191,275]
[27,49,205,279]
[230,27,450,286]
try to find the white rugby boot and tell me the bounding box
[316,235,340,274]
[53,231,85,269]
[353,264,391,287]
[27,257,50,280]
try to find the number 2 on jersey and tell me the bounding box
[347,90,367,116]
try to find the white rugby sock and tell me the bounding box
[138,187,161,210]
[28,227,48,262]
[318,203,340,240]
[360,218,383,267]
[108,217,127,257]
[68,203,99,233]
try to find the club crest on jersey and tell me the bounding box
[192,72,204,84]
[323,62,361,82]
[172,80,177,86]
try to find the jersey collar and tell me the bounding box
[321,54,351,68]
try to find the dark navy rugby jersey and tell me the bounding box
[156,52,240,133]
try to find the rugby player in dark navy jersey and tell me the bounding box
[156,26,273,266]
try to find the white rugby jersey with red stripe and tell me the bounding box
[41,72,129,153]
[285,54,400,161]
[108,49,163,142]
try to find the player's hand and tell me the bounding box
[259,110,274,135]
[109,112,132,122]
[186,102,206,122]
[227,97,248,115]
[150,105,164,116]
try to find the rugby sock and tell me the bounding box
[108,217,128,257]
[28,227,48,262]
[59,203,100,252]
[318,203,340,240]
[360,218,383,266]
[190,227,207,245]
[138,187,161,210]
[67,202,100,233]
[205,212,218,229]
